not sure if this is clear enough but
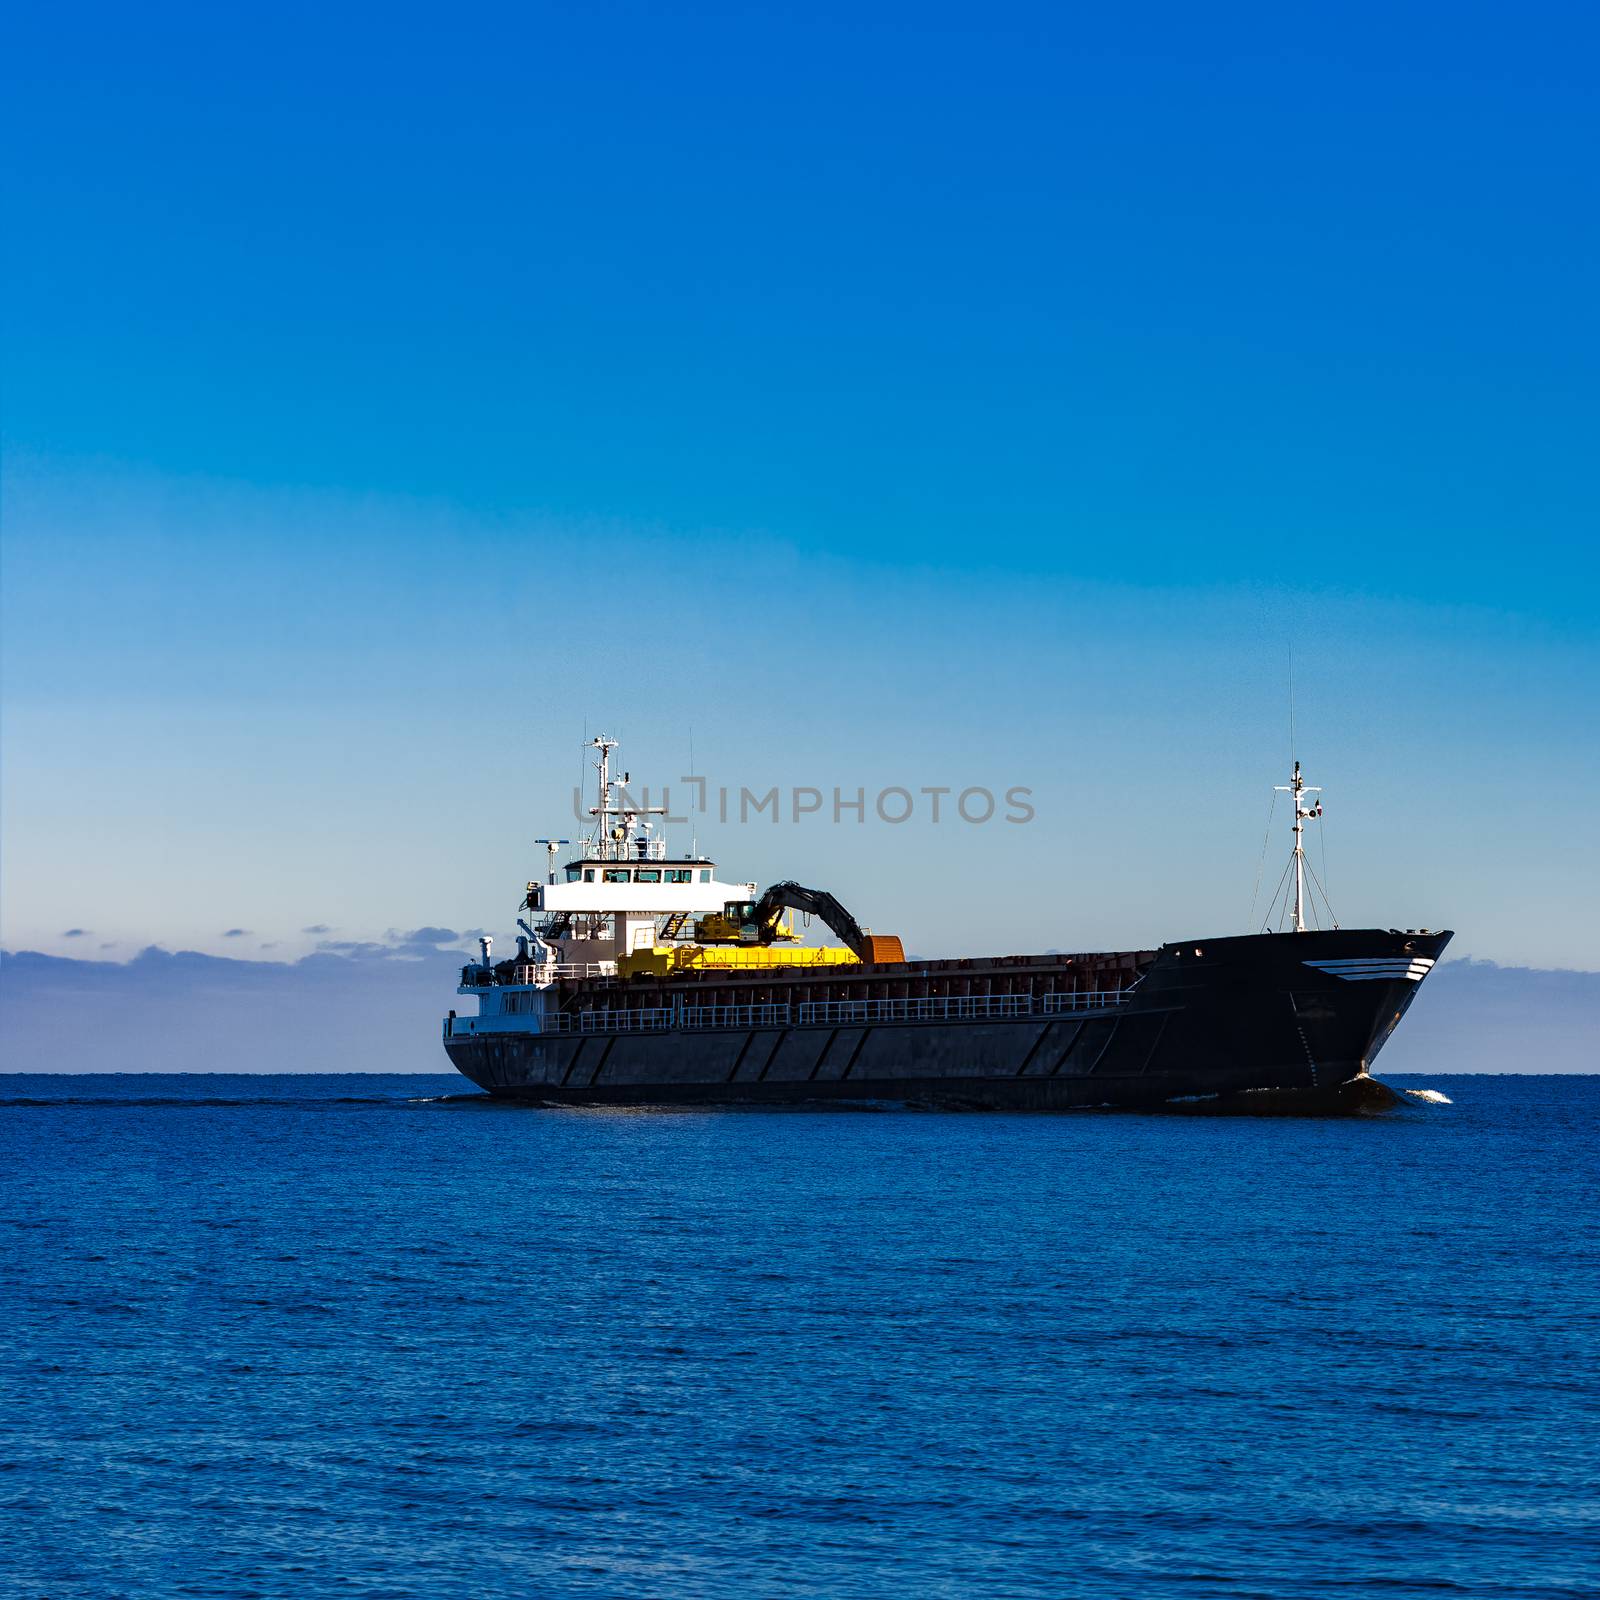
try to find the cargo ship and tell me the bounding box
[442,738,1450,1111]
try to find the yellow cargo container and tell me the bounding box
[618,944,861,979]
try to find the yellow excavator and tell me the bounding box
[694,881,905,964]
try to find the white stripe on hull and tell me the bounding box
[1303,957,1436,982]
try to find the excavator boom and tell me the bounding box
[746,881,904,964]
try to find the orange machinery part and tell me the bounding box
[859,935,907,964]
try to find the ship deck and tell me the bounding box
[548,948,1158,1028]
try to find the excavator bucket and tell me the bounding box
[858,935,906,964]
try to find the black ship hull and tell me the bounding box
[444,928,1451,1112]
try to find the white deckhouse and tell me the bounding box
[450,737,757,1037]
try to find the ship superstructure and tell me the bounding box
[443,738,1450,1111]
[521,736,761,974]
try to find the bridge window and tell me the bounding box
[603,869,630,884]
[584,869,596,883]
[636,869,661,883]
[699,869,711,883]
[666,869,691,883]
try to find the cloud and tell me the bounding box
[260,941,279,950]
[315,939,400,960]
[301,924,333,935]
[1,943,470,1073]
[222,928,251,938]
[62,928,89,938]
[310,927,474,961]
[99,941,119,950]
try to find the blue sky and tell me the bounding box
[3,2,1597,969]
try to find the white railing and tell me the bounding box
[1040,990,1134,1013]
[797,991,1133,1027]
[460,961,617,993]
[448,989,1136,1040]
[579,837,668,862]
[509,961,617,984]
[577,1007,672,1033]
[449,1008,668,1037]
[678,1003,792,1030]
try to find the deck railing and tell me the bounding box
[678,1003,792,1030]
[510,961,617,984]
[577,1007,672,1033]
[1039,990,1135,1013]
[796,991,1131,1027]
[460,960,618,990]
[448,988,1135,1040]
[579,837,668,861]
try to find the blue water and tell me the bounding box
[3,1075,1597,1599]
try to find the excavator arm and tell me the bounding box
[740,881,904,964]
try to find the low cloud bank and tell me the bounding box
[1,946,471,1074]
[1378,959,1597,1074]
[0,949,1594,1075]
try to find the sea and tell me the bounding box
[2,1074,1596,1600]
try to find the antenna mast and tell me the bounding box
[585,734,668,859]
[588,735,619,845]
[1274,760,1323,932]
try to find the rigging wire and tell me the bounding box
[1288,643,1297,768]
[1248,789,1279,929]
[1304,852,1336,930]
[688,725,697,858]
[1264,854,1295,932]
[1312,812,1337,928]
[579,719,588,842]
[1318,798,1337,927]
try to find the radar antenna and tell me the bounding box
[533,838,571,886]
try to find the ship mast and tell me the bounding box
[1275,760,1323,932]
[588,735,619,846]
[585,734,627,856]
[586,734,668,860]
